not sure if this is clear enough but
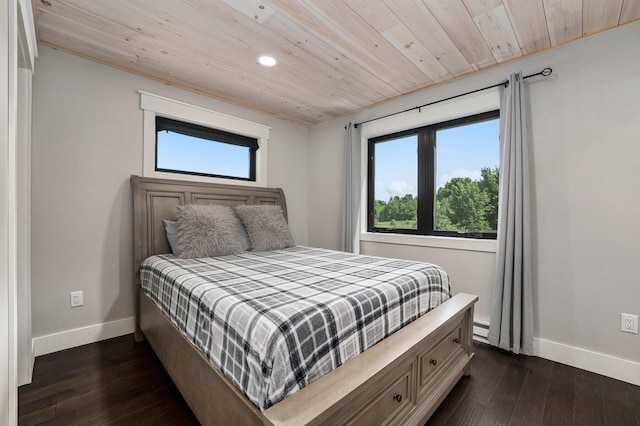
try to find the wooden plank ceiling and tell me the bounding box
[34,0,640,125]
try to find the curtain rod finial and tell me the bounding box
[541,67,552,76]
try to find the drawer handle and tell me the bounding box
[393,393,402,403]
[453,337,460,344]
[430,359,437,366]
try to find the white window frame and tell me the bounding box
[359,89,500,253]
[140,91,270,186]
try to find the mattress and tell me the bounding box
[140,246,451,410]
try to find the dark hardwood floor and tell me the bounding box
[18,335,640,425]
[18,335,198,425]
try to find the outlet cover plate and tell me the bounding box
[621,313,638,334]
[70,291,83,308]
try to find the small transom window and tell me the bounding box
[155,116,258,181]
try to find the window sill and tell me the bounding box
[360,232,497,253]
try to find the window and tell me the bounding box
[368,110,499,239]
[156,116,258,181]
[140,91,270,186]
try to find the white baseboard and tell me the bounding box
[473,321,639,386]
[33,317,135,357]
[534,337,640,387]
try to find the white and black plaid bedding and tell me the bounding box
[140,246,451,410]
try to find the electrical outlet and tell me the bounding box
[70,291,83,308]
[621,313,638,334]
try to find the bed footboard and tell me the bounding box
[140,289,476,426]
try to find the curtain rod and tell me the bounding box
[348,67,552,128]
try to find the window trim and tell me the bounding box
[140,91,270,186]
[359,88,500,247]
[360,231,498,253]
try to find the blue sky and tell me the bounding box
[375,118,500,201]
[157,131,250,179]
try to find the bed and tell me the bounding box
[131,175,477,425]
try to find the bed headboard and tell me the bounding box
[130,175,288,269]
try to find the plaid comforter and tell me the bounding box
[140,246,451,410]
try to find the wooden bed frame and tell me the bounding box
[131,175,478,425]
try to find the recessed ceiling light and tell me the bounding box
[257,55,278,67]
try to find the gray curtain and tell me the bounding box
[488,72,534,355]
[341,122,362,253]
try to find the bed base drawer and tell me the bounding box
[326,361,416,426]
[418,324,465,395]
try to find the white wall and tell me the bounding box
[309,23,640,377]
[31,45,309,350]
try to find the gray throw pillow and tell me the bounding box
[175,204,244,258]
[166,217,248,255]
[235,205,295,252]
[163,219,180,256]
